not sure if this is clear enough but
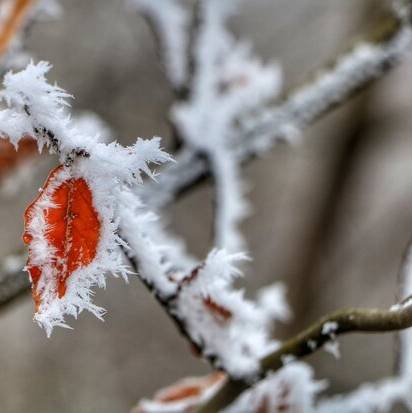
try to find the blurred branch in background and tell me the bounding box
[140,2,412,209]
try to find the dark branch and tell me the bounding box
[198,302,412,413]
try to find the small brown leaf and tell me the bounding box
[203,296,232,323]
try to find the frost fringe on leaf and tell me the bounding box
[0,61,171,333]
[23,165,124,336]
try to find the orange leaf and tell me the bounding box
[23,165,101,311]
[0,0,35,56]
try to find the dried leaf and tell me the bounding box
[134,373,225,413]
[203,295,232,323]
[0,0,35,56]
[23,165,100,311]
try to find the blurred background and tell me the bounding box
[1,0,412,411]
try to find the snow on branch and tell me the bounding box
[135,362,325,413]
[225,362,326,413]
[118,188,196,300]
[1,3,412,412]
[241,16,412,154]
[128,0,190,91]
[0,61,171,334]
[0,61,171,181]
[1,0,409,309]
[173,249,287,378]
[171,0,282,252]
[198,242,412,412]
[0,61,291,370]
[139,6,412,213]
[119,195,291,378]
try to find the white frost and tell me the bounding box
[0,62,171,334]
[128,0,189,88]
[174,249,282,378]
[171,0,282,252]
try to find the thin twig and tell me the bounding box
[198,303,412,413]
[119,241,205,357]
[141,10,412,209]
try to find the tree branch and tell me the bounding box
[2,0,412,319]
[198,302,412,413]
[141,9,412,209]
[119,243,206,360]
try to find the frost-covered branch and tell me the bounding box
[241,17,412,154]
[135,363,325,413]
[0,0,410,344]
[132,0,281,252]
[128,0,190,94]
[1,4,412,410]
[118,205,291,378]
[0,61,171,178]
[198,243,412,412]
[135,241,412,413]
[140,6,412,211]
[0,61,171,334]
[0,62,290,379]
[0,0,411,346]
